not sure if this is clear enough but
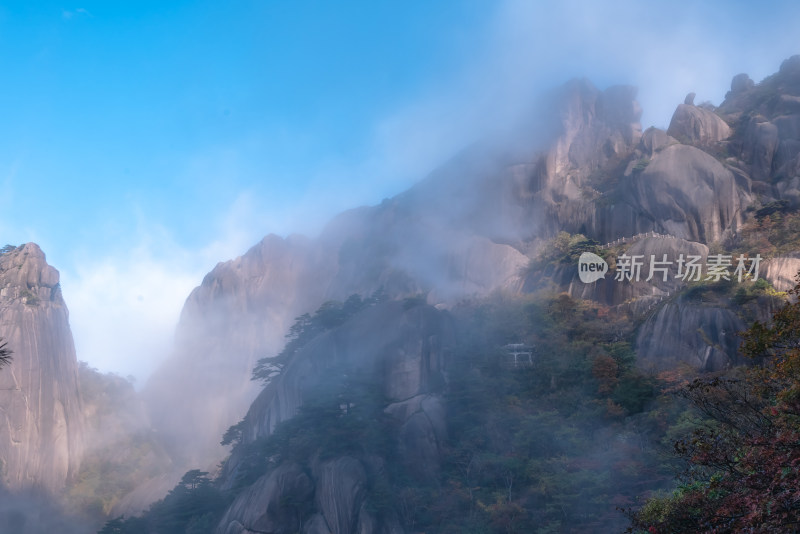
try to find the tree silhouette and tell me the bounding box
[0,339,11,369]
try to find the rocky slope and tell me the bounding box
[143,234,327,468]
[0,243,84,493]
[215,301,452,534]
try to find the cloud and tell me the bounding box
[62,244,198,384]
[58,0,800,383]
[62,7,92,20]
[364,0,800,166]
[60,194,275,384]
[483,0,800,128]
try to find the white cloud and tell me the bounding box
[62,245,199,384]
[57,0,800,384]
[364,0,800,160]
[60,194,277,384]
[62,7,92,20]
[482,0,800,129]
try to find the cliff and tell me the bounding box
[215,301,452,534]
[143,234,327,468]
[135,57,800,520]
[0,243,84,493]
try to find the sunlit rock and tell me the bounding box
[0,243,84,493]
[667,103,731,145]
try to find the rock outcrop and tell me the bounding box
[143,234,327,469]
[142,72,754,485]
[764,255,800,291]
[667,103,731,145]
[215,302,452,534]
[143,177,527,477]
[226,302,451,464]
[636,297,747,372]
[718,55,800,206]
[566,236,709,307]
[217,462,314,534]
[629,143,749,242]
[0,244,84,493]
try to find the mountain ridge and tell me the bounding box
[141,58,800,484]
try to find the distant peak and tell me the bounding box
[0,242,60,291]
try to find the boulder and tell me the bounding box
[637,127,678,156]
[215,463,314,534]
[776,94,800,115]
[630,144,750,242]
[776,173,800,207]
[775,139,800,172]
[667,104,731,145]
[569,236,709,306]
[773,114,800,140]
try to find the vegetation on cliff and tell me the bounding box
[98,292,690,533]
[629,274,800,533]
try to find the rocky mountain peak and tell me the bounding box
[0,243,60,299]
[0,243,84,493]
[111,56,800,528]
[546,80,642,182]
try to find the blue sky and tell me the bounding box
[1,0,798,381]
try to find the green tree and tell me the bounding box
[252,294,368,381]
[0,338,12,369]
[630,272,800,533]
[98,469,228,534]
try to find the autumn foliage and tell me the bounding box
[631,273,800,533]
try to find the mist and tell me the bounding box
[1,2,799,532]
[16,0,790,385]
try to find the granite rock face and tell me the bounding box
[630,144,749,242]
[143,234,327,469]
[763,256,800,291]
[142,73,742,482]
[144,193,526,475]
[718,55,800,207]
[667,103,732,145]
[0,244,84,493]
[214,302,452,534]
[636,298,747,372]
[226,302,451,456]
[216,462,314,534]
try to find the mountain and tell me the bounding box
[121,56,800,531]
[0,53,796,534]
[216,299,452,534]
[0,243,84,493]
[140,78,641,472]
